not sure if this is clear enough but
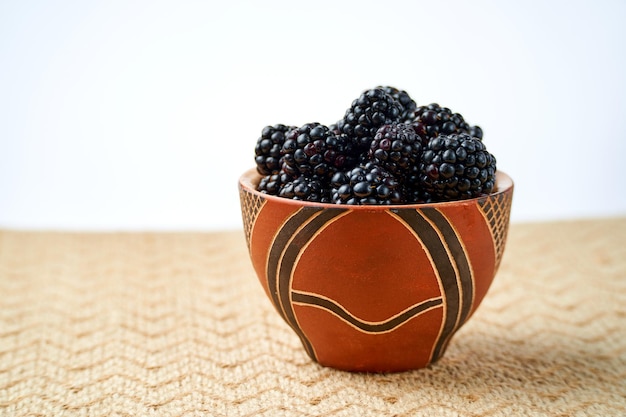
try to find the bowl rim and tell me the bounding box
[239,168,513,210]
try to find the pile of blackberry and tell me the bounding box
[253,87,497,204]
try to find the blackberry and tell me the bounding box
[406,103,483,145]
[337,88,402,152]
[255,124,296,175]
[369,123,422,178]
[281,123,359,181]
[377,86,417,121]
[330,163,402,205]
[281,123,333,179]
[279,176,330,203]
[419,133,496,201]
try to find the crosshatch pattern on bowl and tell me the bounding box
[239,188,265,251]
[478,192,513,270]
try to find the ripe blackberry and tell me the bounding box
[279,176,330,203]
[330,163,402,205]
[419,133,496,201]
[281,123,333,178]
[255,124,296,175]
[407,103,483,145]
[281,123,359,181]
[377,86,417,121]
[369,123,422,178]
[337,88,402,151]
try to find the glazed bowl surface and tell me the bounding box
[239,168,513,372]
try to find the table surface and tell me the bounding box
[1,218,625,416]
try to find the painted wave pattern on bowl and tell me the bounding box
[239,173,513,372]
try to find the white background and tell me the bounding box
[1,0,625,231]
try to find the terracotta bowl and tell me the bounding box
[239,168,514,372]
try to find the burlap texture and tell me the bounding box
[1,218,625,416]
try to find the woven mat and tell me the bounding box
[1,218,625,416]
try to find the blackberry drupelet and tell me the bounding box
[419,133,496,201]
[255,124,296,175]
[407,103,483,145]
[369,123,422,178]
[377,86,418,122]
[469,125,483,139]
[330,163,402,205]
[337,88,403,152]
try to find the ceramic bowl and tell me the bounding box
[239,168,514,372]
